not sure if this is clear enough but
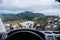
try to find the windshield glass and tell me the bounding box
[0,0,60,32]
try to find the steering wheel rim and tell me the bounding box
[6,29,44,40]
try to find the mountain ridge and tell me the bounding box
[14,11,45,18]
[0,11,45,18]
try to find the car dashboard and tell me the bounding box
[0,29,60,40]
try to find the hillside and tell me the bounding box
[15,11,45,18]
[0,11,45,18]
[0,14,16,18]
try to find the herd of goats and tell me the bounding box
[4,21,57,32]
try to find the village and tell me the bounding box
[3,16,60,32]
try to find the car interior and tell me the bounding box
[0,0,60,40]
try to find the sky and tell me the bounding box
[0,0,60,16]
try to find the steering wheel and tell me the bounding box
[6,29,44,40]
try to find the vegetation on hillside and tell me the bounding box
[2,16,59,24]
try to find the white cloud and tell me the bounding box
[0,10,25,13]
[40,9,60,13]
[0,0,60,16]
[39,9,60,16]
[2,0,55,8]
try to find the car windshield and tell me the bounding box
[0,0,60,32]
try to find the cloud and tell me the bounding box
[0,10,25,13]
[0,0,60,16]
[0,0,3,3]
[3,0,55,8]
[40,9,60,15]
